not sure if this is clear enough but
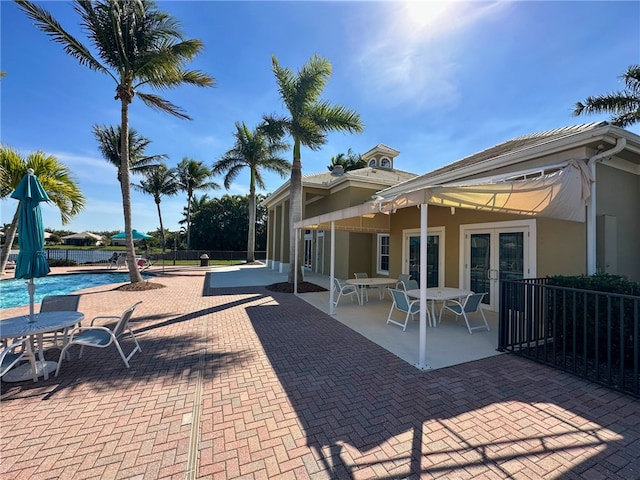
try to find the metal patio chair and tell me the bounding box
[387,288,425,331]
[332,278,359,307]
[1,338,37,383]
[55,301,143,376]
[438,292,490,334]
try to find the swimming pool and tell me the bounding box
[0,273,149,309]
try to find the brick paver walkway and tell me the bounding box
[1,267,639,479]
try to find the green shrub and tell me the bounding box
[48,259,77,267]
[544,273,639,371]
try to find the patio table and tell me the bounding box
[406,287,472,327]
[346,278,397,305]
[1,311,84,382]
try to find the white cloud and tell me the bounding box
[356,1,508,109]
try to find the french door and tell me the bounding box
[403,228,444,287]
[303,231,313,270]
[462,220,535,311]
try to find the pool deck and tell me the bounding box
[1,264,639,479]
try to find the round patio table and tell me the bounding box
[346,278,397,305]
[1,311,84,382]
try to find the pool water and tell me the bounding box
[0,273,148,309]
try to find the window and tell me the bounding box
[368,158,377,167]
[380,157,391,168]
[377,234,390,274]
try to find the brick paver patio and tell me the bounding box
[1,266,639,479]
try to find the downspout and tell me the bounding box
[586,137,626,274]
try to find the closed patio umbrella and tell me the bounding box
[10,169,51,322]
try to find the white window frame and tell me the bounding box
[377,233,390,275]
[368,158,377,167]
[380,157,391,168]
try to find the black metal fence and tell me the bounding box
[499,278,640,398]
[7,249,266,266]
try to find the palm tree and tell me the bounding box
[262,54,364,283]
[176,158,219,250]
[93,125,167,183]
[0,146,85,274]
[573,65,640,127]
[132,164,178,253]
[16,0,215,283]
[327,148,366,172]
[213,121,291,263]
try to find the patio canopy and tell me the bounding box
[292,160,594,370]
[295,160,592,230]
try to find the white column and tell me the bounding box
[329,221,336,315]
[417,203,430,370]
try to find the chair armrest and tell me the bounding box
[89,315,120,326]
[67,325,113,342]
[442,299,464,309]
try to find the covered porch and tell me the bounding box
[300,271,502,369]
[293,160,594,370]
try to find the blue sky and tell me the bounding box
[2,1,639,235]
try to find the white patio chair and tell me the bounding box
[353,272,370,302]
[39,294,81,351]
[399,279,419,291]
[1,338,37,383]
[438,292,490,334]
[115,254,127,270]
[332,278,359,307]
[396,274,411,289]
[387,288,426,331]
[55,301,143,376]
[355,272,386,300]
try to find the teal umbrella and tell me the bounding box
[111,229,152,241]
[10,169,51,321]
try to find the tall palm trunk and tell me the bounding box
[287,140,303,283]
[155,197,166,253]
[186,190,192,250]
[119,96,143,283]
[247,172,256,263]
[0,210,19,275]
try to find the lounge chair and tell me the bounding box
[55,301,142,375]
[115,254,127,270]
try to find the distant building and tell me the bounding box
[61,231,104,246]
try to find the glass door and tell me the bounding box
[315,231,324,274]
[303,231,313,270]
[404,228,443,287]
[465,226,529,310]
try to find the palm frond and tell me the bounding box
[15,0,112,78]
[137,92,191,119]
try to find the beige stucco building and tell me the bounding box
[263,122,640,314]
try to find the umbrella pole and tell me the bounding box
[27,279,36,322]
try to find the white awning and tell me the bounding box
[295,160,592,229]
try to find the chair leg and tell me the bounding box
[402,311,410,331]
[479,309,490,332]
[461,312,474,334]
